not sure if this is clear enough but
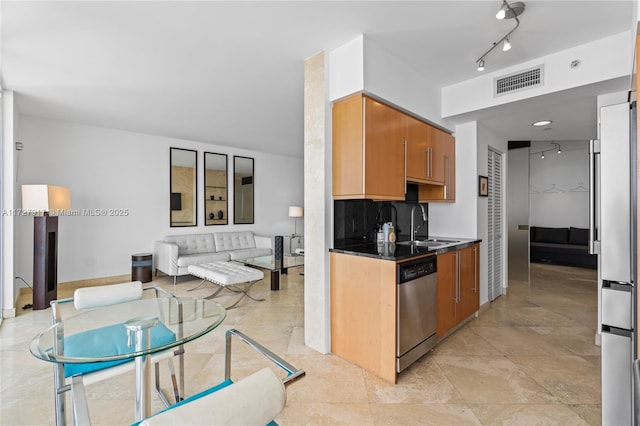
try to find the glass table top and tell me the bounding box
[30,297,226,364]
[240,254,304,271]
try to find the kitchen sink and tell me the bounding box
[425,238,462,244]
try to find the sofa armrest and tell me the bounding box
[154,241,180,276]
[254,235,273,250]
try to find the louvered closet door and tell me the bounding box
[488,148,504,301]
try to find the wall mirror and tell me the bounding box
[170,147,197,227]
[233,156,254,224]
[204,152,228,225]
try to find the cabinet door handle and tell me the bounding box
[404,140,408,194]
[473,247,477,293]
[444,155,449,199]
[425,148,429,178]
[455,252,460,303]
[428,148,432,177]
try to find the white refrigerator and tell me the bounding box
[591,100,637,425]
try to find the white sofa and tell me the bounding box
[154,231,272,284]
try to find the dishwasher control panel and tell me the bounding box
[398,256,437,284]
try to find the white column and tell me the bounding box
[303,51,331,353]
[2,91,16,318]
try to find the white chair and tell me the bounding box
[50,281,184,426]
[70,328,305,425]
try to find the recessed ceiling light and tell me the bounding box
[532,120,552,127]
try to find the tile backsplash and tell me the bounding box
[334,199,429,247]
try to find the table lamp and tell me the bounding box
[288,206,303,236]
[22,185,71,310]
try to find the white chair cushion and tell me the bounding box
[74,281,142,310]
[165,234,216,255]
[213,231,256,252]
[177,252,230,267]
[140,368,285,426]
[188,262,264,285]
[228,248,272,261]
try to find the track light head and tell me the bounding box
[477,59,485,71]
[541,153,545,159]
[557,148,562,154]
[502,38,511,51]
[496,1,525,20]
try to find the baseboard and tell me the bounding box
[478,300,491,315]
[2,308,16,318]
[19,274,131,296]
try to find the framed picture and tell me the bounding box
[479,175,488,197]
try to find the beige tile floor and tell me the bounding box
[0,262,600,425]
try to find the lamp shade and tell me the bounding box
[22,185,71,214]
[288,206,303,218]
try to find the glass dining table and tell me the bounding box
[30,296,226,422]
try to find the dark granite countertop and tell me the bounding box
[330,237,482,262]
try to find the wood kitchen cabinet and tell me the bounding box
[332,94,406,200]
[405,115,429,182]
[330,252,398,383]
[405,116,447,186]
[419,130,455,202]
[436,251,457,336]
[436,243,480,337]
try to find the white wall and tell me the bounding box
[328,34,450,131]
[363,36,449,130]
[529,141,589,228]
[442,32,632,118]
[328,35,364,102]
[14,116,303,285]
[2,91,18,317]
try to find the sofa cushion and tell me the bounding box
[214,231,257,252]
[532,227,569,244]
[165,234,216,255]
[229,248,273,261]
[569,227,589,246]
[177,252,230,267]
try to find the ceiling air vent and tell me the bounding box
[494,65,544,97]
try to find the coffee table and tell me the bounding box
[240,255,304,290]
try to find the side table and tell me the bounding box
[132,253,153,283]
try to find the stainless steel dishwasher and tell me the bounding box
[397,255,437,373]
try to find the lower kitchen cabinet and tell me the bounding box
[436,243,480,337]
[330,252,397,383]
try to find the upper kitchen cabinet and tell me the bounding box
[333,94,405,200]
[419,129,456,202]
[406,116,446,186]
[405,115,429,182]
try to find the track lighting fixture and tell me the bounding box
[476,1,525,71]
[532,142,562,160]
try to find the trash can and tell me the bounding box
[131,253,153,283]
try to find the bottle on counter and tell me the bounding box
[388,223,396,243]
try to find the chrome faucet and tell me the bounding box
[410,204,427,242]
